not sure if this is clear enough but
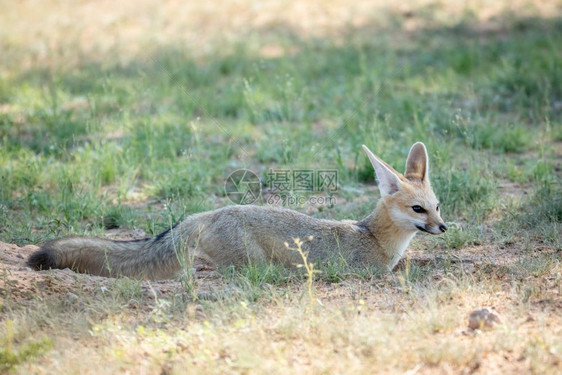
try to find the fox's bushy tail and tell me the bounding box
[27,227,188,280]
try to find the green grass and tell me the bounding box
[2,20,560,231]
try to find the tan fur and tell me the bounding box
[28,142,447,279]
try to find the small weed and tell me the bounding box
[224,262,294,288]
[396,257,432,292]
[0,320,53,372]
[320,257,349,283]
[100,205,127,230]
[176,242,198,301]
[517,185,562,233]
[513,255,557,279]
[112,277,143,301]
[504,160,527,183]
[285,237,322,308]
[442,225,474,250]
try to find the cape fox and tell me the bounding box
[27,142,447,280]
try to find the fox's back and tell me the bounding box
[188,205,373,267]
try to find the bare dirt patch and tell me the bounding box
[0,240,221,305]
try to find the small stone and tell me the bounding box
[16,253,24,259]
[66,292,79,303]
[468,307,502,330]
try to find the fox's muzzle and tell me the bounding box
[416,223,447,235]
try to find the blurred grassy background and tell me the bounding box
[0,0,560,247]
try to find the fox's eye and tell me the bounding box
[412,205,426,213]
[436,205,439,211]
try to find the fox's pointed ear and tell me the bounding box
[404,142,429,182]
[362,145,401,196]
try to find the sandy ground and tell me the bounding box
[1,234,558,304]
[0,239,222,305]
[0,233,560,374]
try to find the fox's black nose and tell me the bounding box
[439,224,448,233]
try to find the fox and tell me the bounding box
[27,142,447,280]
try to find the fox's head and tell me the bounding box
[362,142,447,235]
